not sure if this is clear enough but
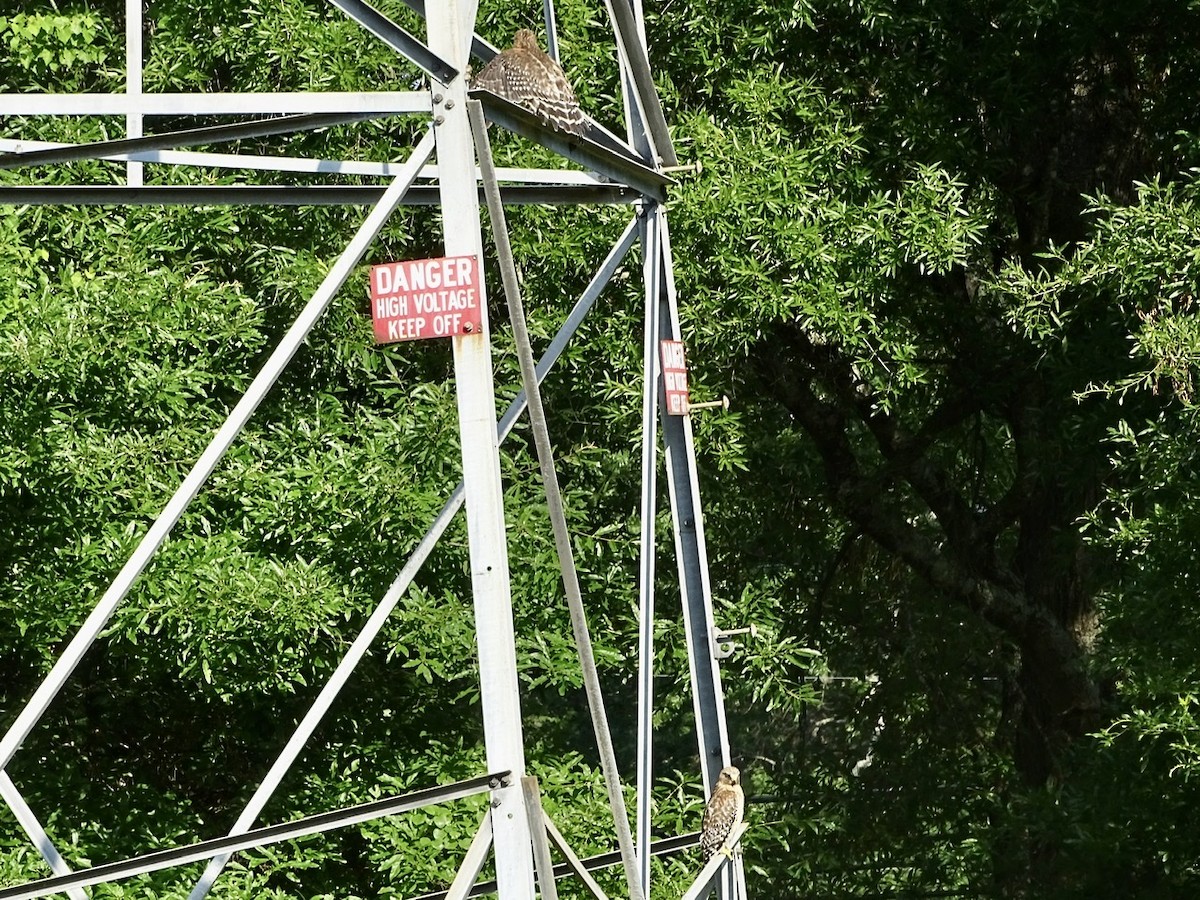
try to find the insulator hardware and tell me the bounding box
[713,623,757,660]
[688,395,730,413]
[661,161,702,175]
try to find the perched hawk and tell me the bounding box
[470,29,588,136]
[700,766,745,861]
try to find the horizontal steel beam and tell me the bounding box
[469,88,670,201]
[0,91,430,116]
[327,0,457,83]
[0,138,610,183]
[0,772,510,900]
[0,113,386,169]
[0,138,608,185]
[0,184,639,206]
[408,830,701,900]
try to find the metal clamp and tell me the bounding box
[713,624,757,659]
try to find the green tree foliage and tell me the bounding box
[651,0,1200,895]
[2,1,1200,898]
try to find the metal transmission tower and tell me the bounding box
[0,1,747,898]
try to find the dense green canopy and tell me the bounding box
[2,1,1200,897]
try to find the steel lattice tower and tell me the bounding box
[0,2,746,897]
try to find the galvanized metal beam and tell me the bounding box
[652,206,747,900]
[522,779,560,900]
[326,0,457,83]
[0,91,430,116]
[635,204,661,896]
[654,205,732,788]
[0,140,612,183]
[0,112,385,169]
[602,0,677,166]
[428,3,536,896]
[544,816,610,900]
[678,823,749,900]
[0,772,509,900]
[469,88,669,201]
[445,812,494,900]
[0,129,435,783]
[0,774,86,900]
[409,830,704,900]
[0,184,638,206]
[543,0,561,63]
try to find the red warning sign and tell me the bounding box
[660,339,690,416]
[370,255,482,344]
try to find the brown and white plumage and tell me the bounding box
[700,766,745,861]
[470,29,588,136]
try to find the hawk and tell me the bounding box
[700,766,745,861]
[470,29,589,136]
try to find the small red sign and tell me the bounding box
[660,339,690,416]
[370,255,482,344]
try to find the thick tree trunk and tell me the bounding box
[1013,618,1100,785]
[760,336,1103,787]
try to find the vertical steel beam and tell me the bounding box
[634,205,660,897]
[543,0,560,63]
[125,0,143,187]
[185,217,634,900]
[653,207,746,900]
[624,1,656,892]
[425,4,536,897]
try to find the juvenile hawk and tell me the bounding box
[700,765,745,861]
[470,29,588,136]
